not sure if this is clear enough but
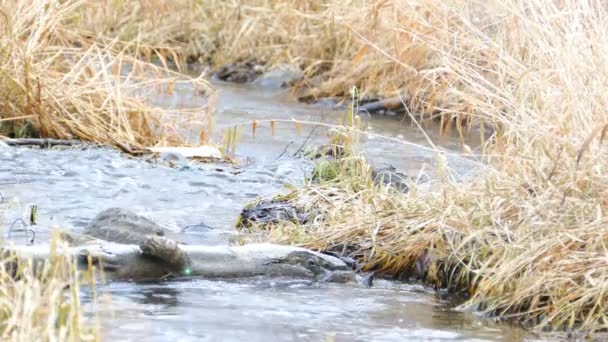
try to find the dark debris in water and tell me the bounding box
[213,61,264,83]
[238,199,314,228]
[2,138,98,150]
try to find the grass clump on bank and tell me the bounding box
[0,235,98,341]
[0,0,214,150]
[239,0,608,335]
[73,0,467,123]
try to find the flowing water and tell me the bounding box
[0,79,541,341]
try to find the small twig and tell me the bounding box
[0,114,36,122]
[115,141,148,156]
[292,125,321,157]
[2,138,82,148]
[275,141,294,160]
[7,218,36,245]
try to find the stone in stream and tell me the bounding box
[213,61,264,83]
[356,95,408,115]
[83,207,179,245]
[253,63,303,89]
[238,200,312,228]
[371,165,427,194]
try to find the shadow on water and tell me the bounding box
[0,77,544,341]
[89,278,536,342]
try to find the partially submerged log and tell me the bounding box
[1,208,356,283]
[4,240,355,283]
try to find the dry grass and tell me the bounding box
[72,0,457,117]
[239,0,608,336]
[0,0,214,150]
[0,234,98,341]
[69,0,522,134]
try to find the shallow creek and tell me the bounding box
[0,80,541,341]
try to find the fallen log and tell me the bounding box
[4,240,356,283]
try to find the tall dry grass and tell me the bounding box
[72,0,452,116]
[0,234,98,341]
[240,0,608,335]
[0,0,214,150]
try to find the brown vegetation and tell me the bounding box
[73,0,457,121]
[0,233,98,341]
[0,0,213,150]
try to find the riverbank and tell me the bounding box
[228,0,608,335]
[1,115,529,340]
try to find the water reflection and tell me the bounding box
[92,278,535,342]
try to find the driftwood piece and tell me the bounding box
[140,235,191,271]
[1,138,148,156]
[357,95,408,114]
[2,138,88,148]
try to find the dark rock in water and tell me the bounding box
[371,166,412,193]
[303,144,346,160]
[356,95,408,115]
[253,63,303,89]
[357,272,374,288]
[239,164,423,230]
[238,200,313,228]
[84,208,178,245]
[372,165,430,194]
[213,61,264,83]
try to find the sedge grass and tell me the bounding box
[0,0,214,150]
[0,232,98,341]
[71,0,449,119]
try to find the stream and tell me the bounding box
[0,78,542,341]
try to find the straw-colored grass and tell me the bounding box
[72,0,458,119]
[69,0,522,134]
[238,0,608,335]
[0,0,214,150]
[0,233,98,341]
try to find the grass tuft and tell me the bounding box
[0,0,214,150]
[0,232,98,341]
